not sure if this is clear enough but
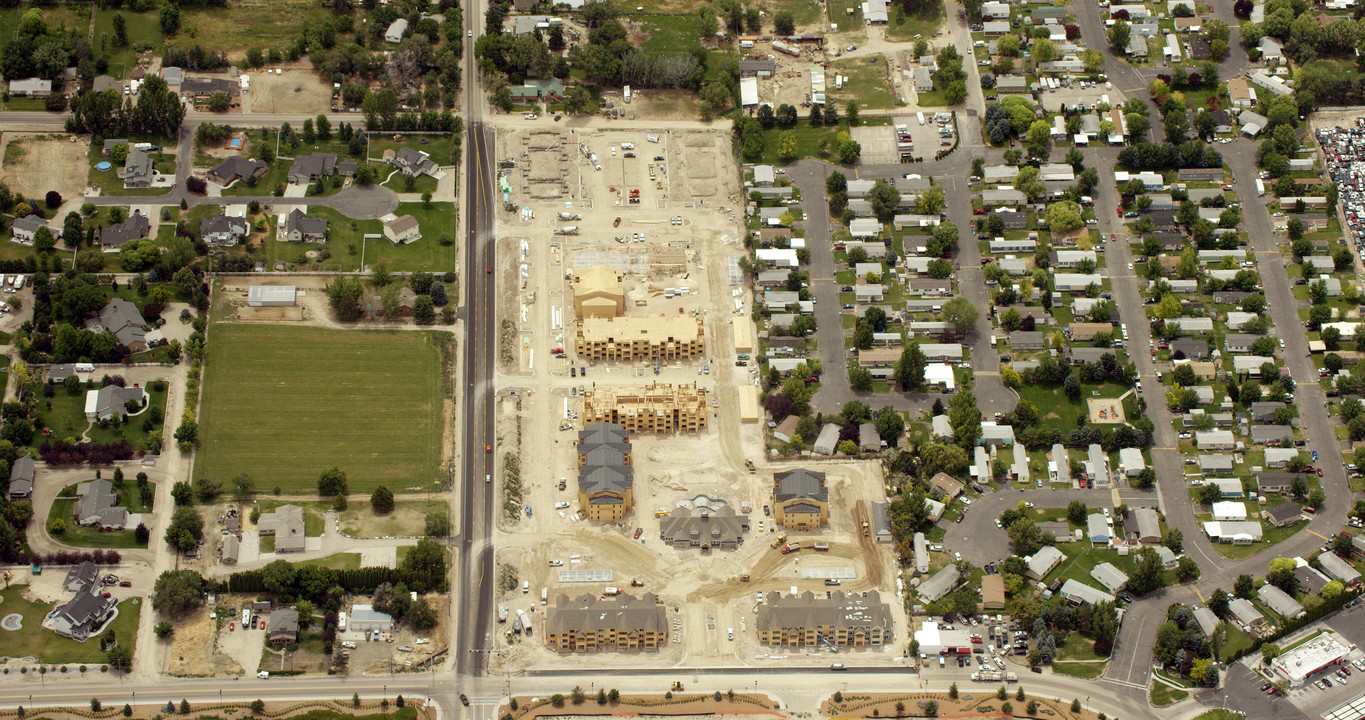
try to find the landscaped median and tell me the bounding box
[503,691,777,720]
[823,688,1105,720]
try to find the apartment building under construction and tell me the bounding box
[581,382,709,434]
[575,314,705,362]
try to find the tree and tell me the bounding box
[325,277,365,321]
[1126,548,1165,595]
[1066,501,1088,525]
[942,297,979,336]
[425,511,452,536]
[949,390,982,450]
[1234,574,1254,599]
[924,701,938,717]
[773,10,795,34]
[164,507,203,553]
[1045,201,1084,234]
[1209,588,1230,617]
[1108,20,1131,53]
[318,467,348,496]
[152,570,206,616]
[251,701,266,714]
[869,180,900,223]
[371,486,395,514]
[894,343,927,390]
[154,621,175,638]
[1176,556,1200,581]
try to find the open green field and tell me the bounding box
[758,117,893,165]
[825,55,900,110]
[93,10,162,76]
[0,586,140,665]
[885,1,944,41]
[306,203,459,272]
[296,552,361,570]
[638,14,703,53]
[196,325,447,494]
[760,0,824,26]
[367,136,456,166]
[48,480,154,549]
[1017,381,1129,435]
[1053,661,1105,678]
[173,0,335,55]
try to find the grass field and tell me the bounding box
[48,481,154,549]
[826,55,900,110]
[639,14,704,53]
[173,0,334,55]
[1053,661,1106,678]
[196,325,447,494]
[381,170,438,194]
[296,553,361,570]
[884,1,945,41]
[93,10,162,76]
[305,202,459,272]
[367,136,456,166]
[0,586,140,665]
[1208,519,1309,560]
[1016,381,1129,434]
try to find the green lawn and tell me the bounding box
[826,55,900,110]
[381,169,438,194]
[1017,381,1129,435]
[93,10,162,78]
[48,482,151,549]
[884,2,945,41]
[367,136,456,167]
[87,142,177,197]
[319,202,458,272]
[758,117,893,165]
[295,553,361,570]
[32,381,167,452]
[0,586,140,665]
[635,14,703,53]
[1053,661,1106,678]
[196,324,448,494]
[1208,519,1309,560]
[826,0,865,30]
[1056,631,1106,661]
[173,0,335,54]
[1150,681,1189,706]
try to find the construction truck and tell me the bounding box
[862,520,870,536]
[744,459,756,473]
[770,533,788,549]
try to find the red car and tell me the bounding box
[973,208,986,215]
[633,527,643,539]
[229,622,235,631]
[970,637,983,644]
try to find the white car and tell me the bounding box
[524,113,538,120]
[995,518,1003,528]
[554,501,570,509]
[341,641,357,649]
[548,559,563,567]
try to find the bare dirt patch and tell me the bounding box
[0,133,91,202]
[1087,396,1127,424]
[247,67,334,114]
[166,605,246,677]
[339,501,448,537]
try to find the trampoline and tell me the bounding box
[95,161,111,171]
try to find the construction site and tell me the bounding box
[487,126,904,673]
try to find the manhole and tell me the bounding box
[0,614,21,631]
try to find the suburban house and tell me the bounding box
[9,456,34,499]
[73,478,128,529]
[349,604,394,633]
[918,564,961,602]
[50,591,116,640]
[64,561,100,593]
[281,209,328,243]
[1229,597,1267,635]
[181,76,239,100]
[8,78,51,96]
[385,18,409,42]
[1025,546,1064,579]
[577,422,634,522]
[1059,579,1116,606]
[756,590,892,648]
[208,156,268,185]
[774,468,829,531]
[199,215,250,247]
[286,153,337,184]
[382,214,422,245]
[1258,584,1304,620]
[392,147,438,176]
[96,212,151,252]
[257,504,307,553]
[1262,503,1304,527]
[10,214,51,245]
[268,609,300,646]
[547,592,668,652]
[121,149,154,188]
[86,298,152,352]
[84,384,147,421]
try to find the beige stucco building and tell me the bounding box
[575,314,705,362]
[573,266,625,318]
[582,383,709,434]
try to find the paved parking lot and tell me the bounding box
[1036,83,1128,113]
[850,125,899,164]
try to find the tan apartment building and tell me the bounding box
[756,590,893,648]
[576,422,633,522]
[575,315,705,362]
[573,266,625,318]
[582,383,709,434]
[774,468,829,531]
[547,592,667,652]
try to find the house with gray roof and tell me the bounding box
[200,215,249,247]
[385,17,408,42]
[73,479,128,529]
[917,564,961,602]
[10,214,50,245]
[281,209,328,243]
[1059,579,1115,606]
[64,561,99,593]
[1038,521,1073,543]
[50,591,115,640]
[1258,584,1304,620]
[1229,597,1267,634]
[1124,507,1160,544]
[257,504,306,552]
[86,298,151,352]
[1086,513,1110,544]
[658,506,748,551]
[286,153,337,184]
[1193,607,1219,636]
[812,423,841,455]
[96,212,151,252]
[9,456,34,499]
[548,592,668,652]
[268,609,299,645]
[208,156,268,185]
[1294,565,1330,595]
[1318,552,1361,585]
[1025,546,1064,579]
[774,468,829,531]
[393,147,437,177]
[1251,425,1293,446]
[84,384,146,421]
[1090,562,1129,593]
[122,149,154,188]
[871,500,891,543]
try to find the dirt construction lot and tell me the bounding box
[0,133,91,202]
[246,67,334,114]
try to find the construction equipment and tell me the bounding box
[770,533,788,549]
[740,573,751,582]
[744,459,756,473]
[629,189,641,204]
[671,682,684,692]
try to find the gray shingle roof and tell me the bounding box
[775,468,828,503]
